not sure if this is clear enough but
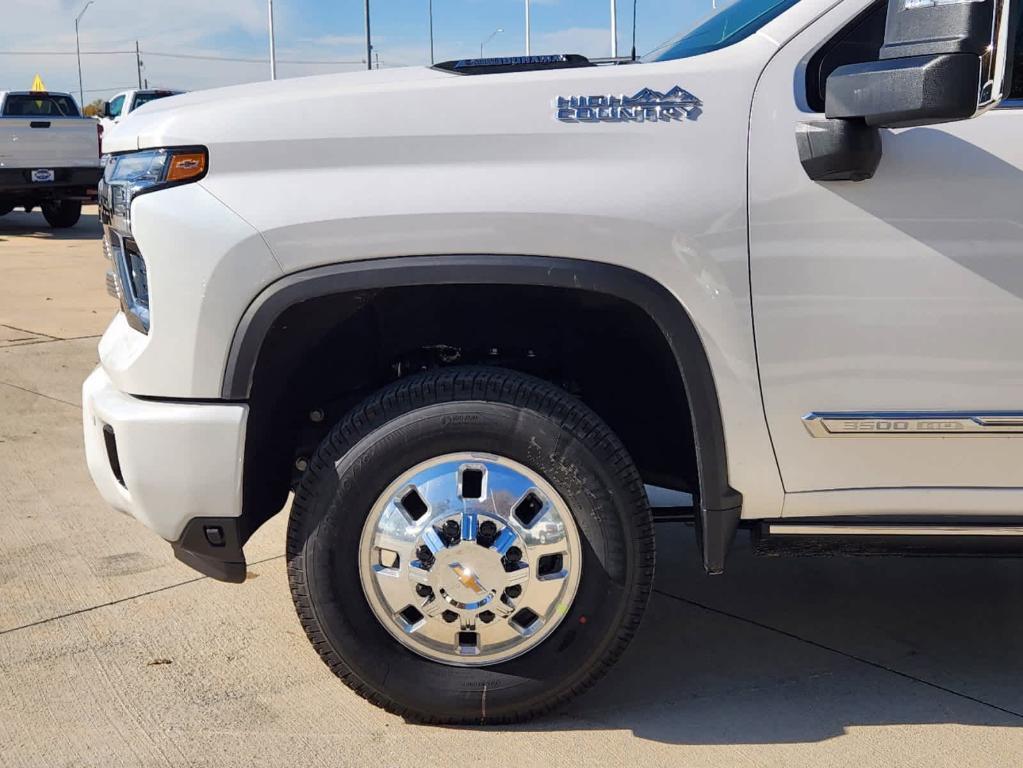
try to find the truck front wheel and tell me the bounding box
[286,367,655,723]
[41,200,82,228]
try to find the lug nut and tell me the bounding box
[505,546,522,563]
[505,585,522,599]
[309,409,325,423]
[415,584,433,598]
[294,457,309,472]
[478,611,495,624]
[477,520,498,547]
[416,545,435,569]
[442,519,461,544]
[442,610,459,624]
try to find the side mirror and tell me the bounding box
[827,0,1015,128]
[102,101,111,118]
[799,0,1017,181]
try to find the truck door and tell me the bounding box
[749,0,1023,498]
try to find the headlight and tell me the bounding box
[99,146,206,335]
[101,146,207,235]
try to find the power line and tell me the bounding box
[144,51,363,65]
[48,85,139,95]
[81,85,137,93]
[0,49,364,65]
[0,49,134,55]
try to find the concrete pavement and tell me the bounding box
[2,207,1022,766]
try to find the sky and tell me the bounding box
[0,0,714,104]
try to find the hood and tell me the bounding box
[101,66,453,154]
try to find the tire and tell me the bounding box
[41,200,82,228]
[287,367,655,724]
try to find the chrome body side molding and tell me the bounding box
[802,412,1023,437]
[766,524,1023,537]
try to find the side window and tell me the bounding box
[805,1,887,112]
[108,95,125,117]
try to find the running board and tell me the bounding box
[754,522,1023,558]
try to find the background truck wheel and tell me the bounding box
[41,200,82,228]
[287,367,655,724]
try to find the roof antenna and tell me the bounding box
[631,0,638,61]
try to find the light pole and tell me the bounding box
[480,27,502,58]
[364,0,372,70]
[429,0,434,65]
[525,0,531,56]
[74,1,93,107]
[610,0,618,59]
[267,0,277,80]
[135,40,143,88]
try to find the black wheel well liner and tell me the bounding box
[223,254,742,519]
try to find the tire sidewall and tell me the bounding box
[293,398,645,721]
[42,200,81,228]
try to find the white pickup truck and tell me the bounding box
[0,91,101,227]
[98,89,184,133]
[84,0,1022,724]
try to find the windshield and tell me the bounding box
[131,91,178,111]
[2,93,81,117]
[645,0,800,61]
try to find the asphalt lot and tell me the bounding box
[2,206,1023,766]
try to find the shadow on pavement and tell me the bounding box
[0,209,102,241]
[500,525,1023,743]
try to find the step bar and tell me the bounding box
[754,521,1023,557]
[765,523,1023,537]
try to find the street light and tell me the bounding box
[74,0,94,107]
[429,0,435,65]
[365,0,373,70]
[525,0,531,56]
[268,0,277,80]
[480,27,503,58]
[610,0,618,59]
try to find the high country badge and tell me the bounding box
[555,86,701,123]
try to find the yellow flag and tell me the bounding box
[31,74,46,92]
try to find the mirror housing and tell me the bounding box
[825,0,1014,128]
[102,101,111,118]
[800,0,1017,181]
[826,52,984,127]
[796,119,883,181]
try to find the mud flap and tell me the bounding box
[694,506,742,575]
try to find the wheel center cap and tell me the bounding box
[449,562,486,595]
[432,544,506,609]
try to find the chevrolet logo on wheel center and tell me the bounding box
[449,562,486,595]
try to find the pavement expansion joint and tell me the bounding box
[0,379,82,409]
[0,554,285,638]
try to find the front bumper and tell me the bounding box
[82,367,250,581]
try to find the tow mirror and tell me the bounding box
[828,0,1015,127]
[799,0,1018,181]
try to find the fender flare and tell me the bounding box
[222,254,742,565]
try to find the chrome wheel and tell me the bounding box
[358,452,582,666]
